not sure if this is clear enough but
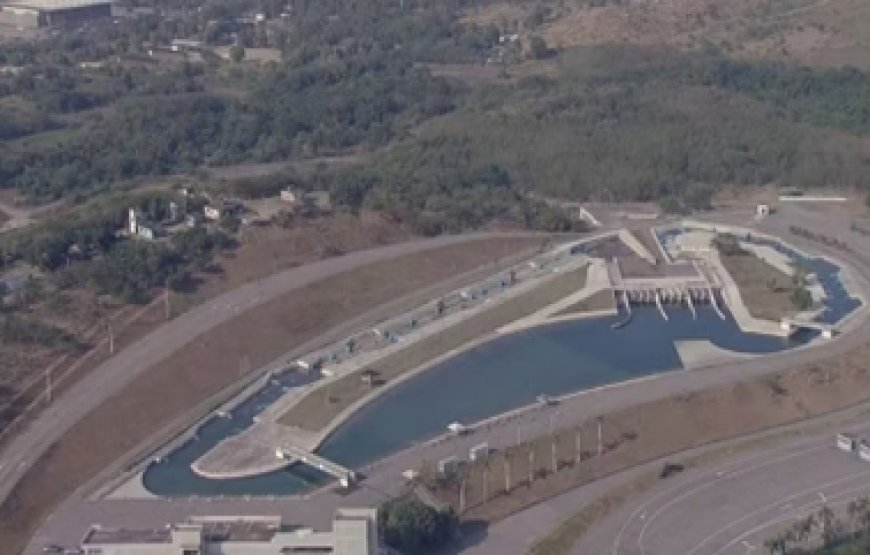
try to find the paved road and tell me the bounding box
[23,206,870,553]
[577,421,870,555]
[0,233,542,507]
[450,405,870,555]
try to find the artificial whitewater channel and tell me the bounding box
[141,234,861,497]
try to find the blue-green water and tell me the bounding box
[318,306,810,468]
[143,306,813,496]
[142,233,861,497]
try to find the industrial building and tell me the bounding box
[0,0,112,29]
[79,508,378,555]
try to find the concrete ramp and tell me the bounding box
[618,229,657,265]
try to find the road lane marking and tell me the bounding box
[636,445,828,555]
[711,483,870,555]
[685,468,870,555]
[610,449,782,555]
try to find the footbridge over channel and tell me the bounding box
[275,445,357,486]
[780,318,835,339]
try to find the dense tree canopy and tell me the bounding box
[378,499,459,554]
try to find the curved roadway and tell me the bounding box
[20,206,870,554]
[578,422,870,555]
[0,233,543,506]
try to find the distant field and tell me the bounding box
[463,0,870,70]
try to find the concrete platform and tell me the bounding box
[674,339,756,370]
[191,421,319,479]
[189,252,592,481]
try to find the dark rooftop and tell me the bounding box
[83,526,171,545]
[199,520,279,542]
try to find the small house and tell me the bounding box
[170,38,203,52]
[127,207,142,235]
[136,225,157,240]
[280,189,298,204]
[203,205,222,221]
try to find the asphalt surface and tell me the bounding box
[0,233,542,507]
[21,204,870,554]
[450,406,870,555]
[578,421,870,555]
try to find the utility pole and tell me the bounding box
[482,464,489,504]
[597,416,604,456]
[164,278,171,320]
[107,319,115,355]
[528,448,535,486]
[516,424,522,446]
[575,428,583,465]
[551,437,558,475]
[459,479,466,514]
[504,454,512,493]
[45,366,52,404]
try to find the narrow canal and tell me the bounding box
[142,233,860,497]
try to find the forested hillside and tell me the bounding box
[2,0,870,222]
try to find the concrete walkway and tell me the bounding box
[192,256,589,480]
[22,211,870,555]
[25,292,870,554]
[0,233,545,507]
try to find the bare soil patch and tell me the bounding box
[279,265,588,432]
[0,236,547,555]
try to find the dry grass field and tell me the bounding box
[0,236,547,555]
[719,249,799,321]
[463,0,870,69]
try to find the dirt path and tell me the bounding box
[0,233,549,555]
[0,200,65,233]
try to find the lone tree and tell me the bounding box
[229,44,246,63]
[378,499,458,554]
[528,35,549,59]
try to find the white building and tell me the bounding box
[79,508,378,555]
[128,208,141,235]
[203,205,222,221]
